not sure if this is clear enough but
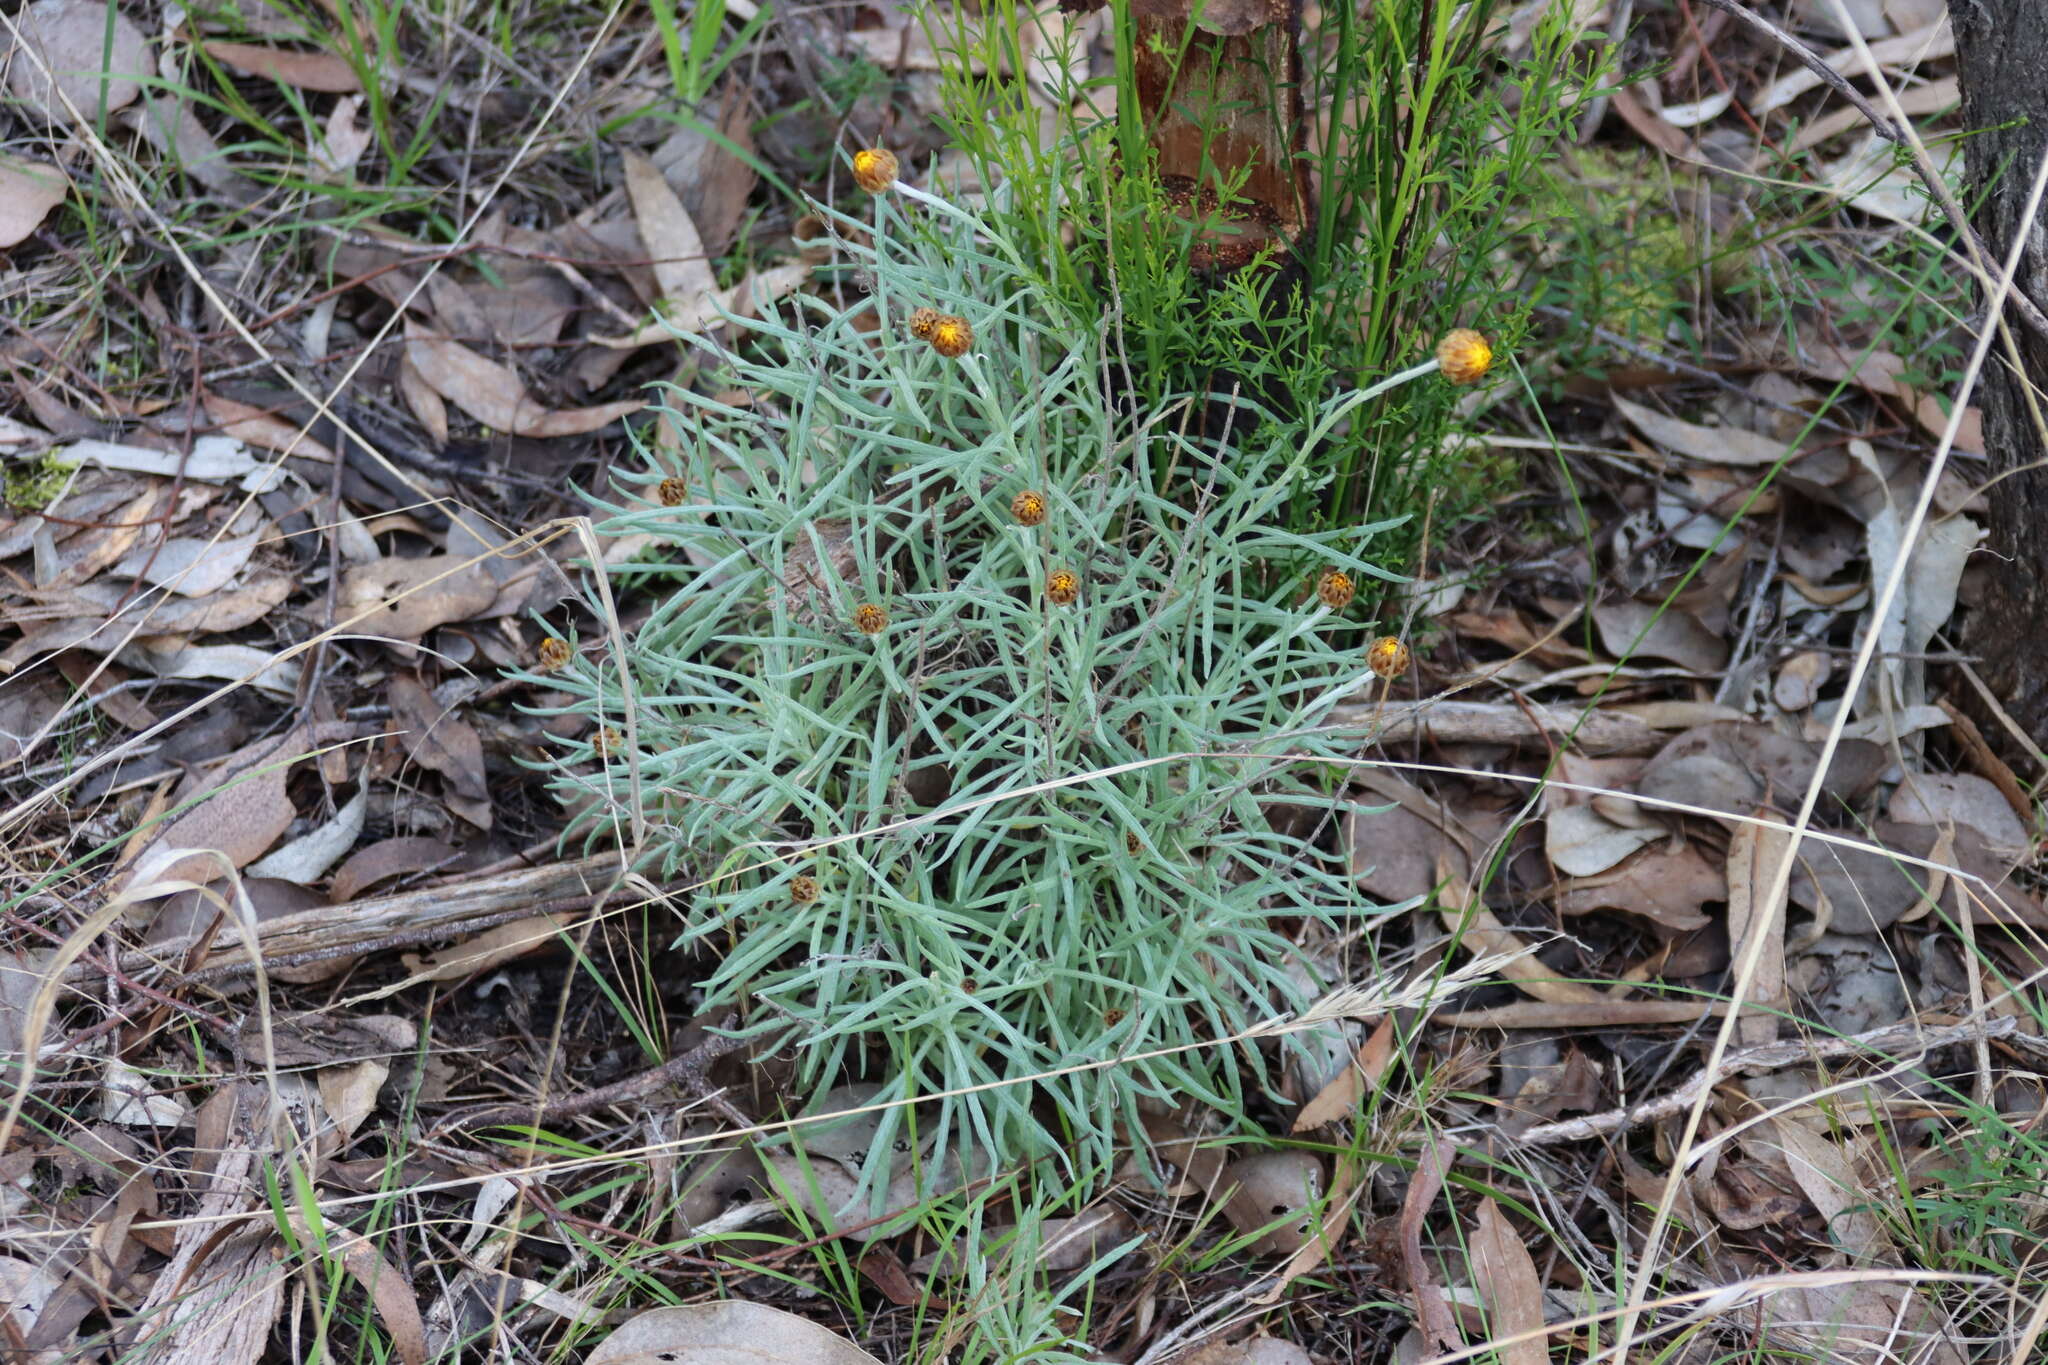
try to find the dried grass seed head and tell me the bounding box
[1435,328,1493,384]
[851,147,898,194]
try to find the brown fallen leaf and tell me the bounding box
[388,674,491,829]
[202,41,363,92]
[1293,1014,1395,1131]
[1613,394,1794,467]
[1440,856,1604,1004]
[203,391,340,462]
[1469,1199,1547,1365]
[402,320,641,437]
[1555,841,1723,933]
[1724,813,1790,1044]
[107,731,301,895]
[399,912,577,983]
[1591,598,1730,672]
[328,836,456,904]
[1399,1137,1461,1354]
[0,154,70,248]
[1249,1156,1362,1306]
[623,149,716,313]
[338,553,500,645]
[1219,1150,1324,1255]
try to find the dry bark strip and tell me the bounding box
[69,854,624,986]
[1325,699,1663,754]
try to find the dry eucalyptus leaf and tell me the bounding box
[400,913,575,982]
[202,392,339,464]
[1592,599,1730,672]
[1545,804,1662,877]
[1469,1199,1547,1365]
[1762,1118,1887,1264]
[339,554,500,644]
[1753,16,1955,113]
[624,149,716,312]
[1347,801,1464,904]
[328,837,455,905]
[1180,1338,1315,1365]
[111,529,264,598]
[1554,841,1722,933]
[111,743,297,894]
[1635,723,1885,821]
[1888,773,2028,849]
[1613,394,1792,467]
[0,154,69,248]
[1725,816,1791,1045]
[6,0,150,123]
[388,675,491,828]
[202,40,362,92]
[1220,1150,1324,1255]
[586,1302,883,1365]
[1773,650,1831,711]
[1763,1281,1963,1365]
[402,321,641,437]
[314,1015,417,1146]
[247,784,367,884]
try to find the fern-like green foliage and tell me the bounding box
[535,183,1407,1194]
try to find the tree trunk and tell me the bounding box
[1953,0,2048,745]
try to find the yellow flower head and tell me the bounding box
[908,306,942,341]
[1367,635,1411,680]
[1010,489,1047,526]
[1316,569,1355,612]
[929,315,973,359]
[538,637,572,671]
[657,475,688,507]
[854,602,889,635]
[851,147,898,194]
[1046,568,1080,606]
[790,875,820,905]
[1435,328,1493,385]
[593,726,624,759]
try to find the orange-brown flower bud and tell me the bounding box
[1046,569,1080,606]
[908,306,942,341]
[537,637,572,671]
[1435,328,1493,384]
[851,147,898,194]
[657,476,688,507]
[1316,569,1355,611]
[929,315,973,359]
[853,602,889,635]
[1011,489,1047,526]
[1367,635,1411,680]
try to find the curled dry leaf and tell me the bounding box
[585,1302,883,1365]
[339,554,500,645]
[328,836,456,904]
[402,320,641,437]
[1555,840,1723,934]
[623,149,716,312]
[1724,814,1791,1045]
[389,675,491,829]
[399,912,577,983]
[247,783,368,885]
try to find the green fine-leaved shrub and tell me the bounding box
[534,178,1419,1193]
